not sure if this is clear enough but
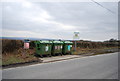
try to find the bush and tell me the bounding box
[29,41,35,49]
[2,39,23,54]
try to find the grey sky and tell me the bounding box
[1,1,118,41]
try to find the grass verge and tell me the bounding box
[2,48,39,66]
[72,47,119,55]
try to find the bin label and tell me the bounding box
[70,45,72,47]
[58,46,59,50]
[58,46,62,50]
[68,45,71,51]
[61,45,62,49]
[45,46,49,51]
[55,46,57,49]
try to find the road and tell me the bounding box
[2,52,118,79]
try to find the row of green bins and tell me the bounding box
[62,41,73,54]
[51,40,63,56]
[34,40,73,57]
[34,40,52,57]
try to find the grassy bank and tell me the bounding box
[2,48,39,66]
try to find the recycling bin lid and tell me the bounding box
[38,40,53,44]
[52,41,63,44]
[24,39,30,43]
[63,41,73,44]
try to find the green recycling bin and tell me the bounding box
[51,41,64,56]
[62,41,73,54]
[34,40,52,57]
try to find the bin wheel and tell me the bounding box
[49,54,52,57]
[40,55,43,58]
[34,54,39,57]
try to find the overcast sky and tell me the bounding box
[1,0,118,41]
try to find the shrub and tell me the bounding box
[2,39,23,54]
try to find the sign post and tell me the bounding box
[73,31,80,51]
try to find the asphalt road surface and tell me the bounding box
[2,52,118,79]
